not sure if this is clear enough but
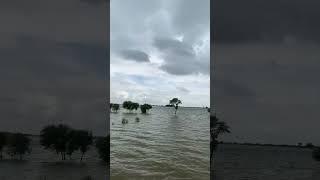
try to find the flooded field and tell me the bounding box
[214,144,320,180]
[0,136,107,180]
[110,106,210,180]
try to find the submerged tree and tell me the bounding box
[313,147,320,161]
[111,104,120,113]
[7,133,31,160]
[77,130,93,162]
[140,104,152,114]
[40,124,72,160]
[122,101,139,112]
[0,132,6,160]
[95,135,109,163]
[210,115,230,164]
[169,98,182,115]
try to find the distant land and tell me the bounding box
[110,103,210,109]
[219,141,317,149]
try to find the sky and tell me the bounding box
[110,0,210,107]
[213,0,320,145]
[0,0,108,136]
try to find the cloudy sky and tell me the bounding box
[0,0,108,135]
[213,0,320,145]
[110,0,210,107]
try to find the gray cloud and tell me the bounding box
[214,0,320,44]
[153,37,209,75]
[119,49,150,62]
[176,86,190,93]
[153,37,195,57]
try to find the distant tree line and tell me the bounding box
[0,125,109,163]
[110,101,153,114]
[40,124,109,163]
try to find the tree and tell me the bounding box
[313,147,320,161]
[169,98,182,115]
[122,101,139,112]
[140,104,152,114]
[40,124,72,160]
[95,136,109,163]
[7,133,31,160]
[77,130,93,162]
[210,115,230,163]
[0,132,7,160]
[111,104,120,113]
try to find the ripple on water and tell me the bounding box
[111,106,210,179]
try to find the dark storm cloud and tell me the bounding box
[119,49,150,62]
[214,0,320,44]
[0,0,107,136]
[215,79,256,98]
[213,0,320,144]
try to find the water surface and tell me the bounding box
[111,106,210,180]
[214,144,320,180]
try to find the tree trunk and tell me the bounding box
[80,153,84,162]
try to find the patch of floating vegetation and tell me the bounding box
[122,118,128,124]
[135,117,140,122]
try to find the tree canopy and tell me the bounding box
[140,104,152,114]
[122,101,139,112]
[169,98,182,114]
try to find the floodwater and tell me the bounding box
[214,144,320,180]
[110,106,210,180]
[0,136,107,180]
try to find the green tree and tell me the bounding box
[140,104,152,114]
[7,133,31,160]
[169,98,182,115]
[95,136,109,163]
[0,132,7,160]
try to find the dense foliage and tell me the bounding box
[140,104,152,114]
[40,124,93,161]
[122,101,139,112]
[111,103,120,112]
[7,133,31,160]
